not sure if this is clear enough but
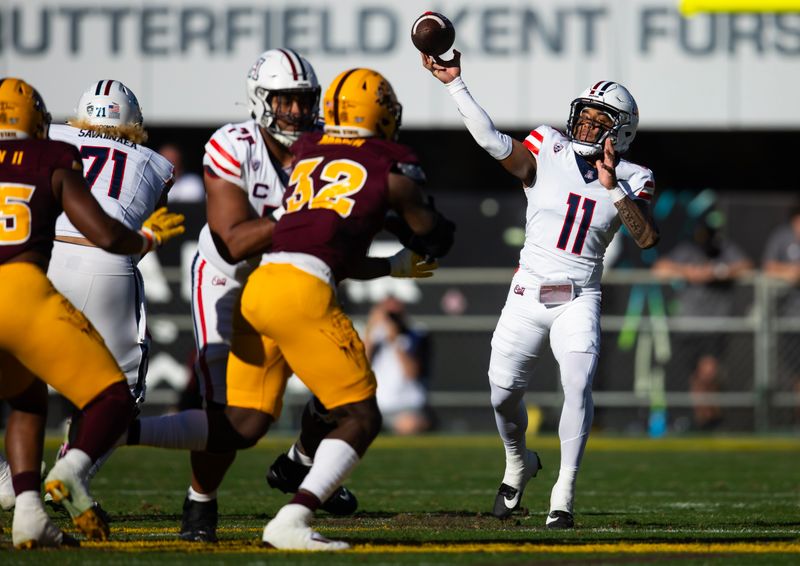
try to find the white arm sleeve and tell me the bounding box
[446,76,513,160]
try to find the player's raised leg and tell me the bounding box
[266,397,358,516]
[233,264,380,550]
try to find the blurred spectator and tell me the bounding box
[762,204,800,398]
[652,208,753,430]
[158,143,205,203]
[364,297,433,435]
[762,203,800,308]
[689,355,723,430]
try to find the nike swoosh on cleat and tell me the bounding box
[503,495,520,508]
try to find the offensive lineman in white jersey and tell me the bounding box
[49,81,174,401]
[422,53,659,528]
[47,80,174,471]
[121,49,355,543]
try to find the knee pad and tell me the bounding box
[489,380,525,413]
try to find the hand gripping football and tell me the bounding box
[411,12,455,56]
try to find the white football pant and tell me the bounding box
[489,270,601,490]
[48,241,148,404]
[190,250,244,405]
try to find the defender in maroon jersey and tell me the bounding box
[125,68,454,551]
[0,78,184,548]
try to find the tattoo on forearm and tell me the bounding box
[614,198,657,248]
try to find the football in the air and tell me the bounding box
[411,12,456,56]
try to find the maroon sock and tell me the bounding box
[72,381,135,462]
[12,471,40,496]
[290,490,321,512]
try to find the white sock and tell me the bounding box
[550,466,577,512]
[188,486,216,502]
[138,410,208,450]
[489,381,529,488]
[298,439,359,503]
[13,490,41,512]
[271,502,313,527]
[57,448,92,479]
[288,443,313,467]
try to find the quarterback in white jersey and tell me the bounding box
[48,80,174,404]
[423,53,659,529]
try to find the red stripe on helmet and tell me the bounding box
[278,49,299,80]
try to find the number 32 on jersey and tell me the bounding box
[285,157,367,218]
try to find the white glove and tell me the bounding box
[389,248,439,278]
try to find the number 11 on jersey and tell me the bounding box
[557,193,596,255]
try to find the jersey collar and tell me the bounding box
[573,151,599,185]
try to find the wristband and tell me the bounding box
[139,228,155,255]
[609,185,627,203]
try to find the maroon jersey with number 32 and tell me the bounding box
[0,139,82,264]
[272,132,422,282]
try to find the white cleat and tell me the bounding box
[491,450,542,519]
[0,456,15,511]
[262,504,350,551]
[12,493,79,549]
[44,455,109,541]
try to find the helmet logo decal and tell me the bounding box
[108,102,120,120]
[247,57,265,80]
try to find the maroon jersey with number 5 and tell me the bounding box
[0,139,82,264]
[273,132,423,283]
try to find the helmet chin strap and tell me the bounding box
[267,124,301,148]
[572,127,618,157]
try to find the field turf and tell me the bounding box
[0,434,798,564]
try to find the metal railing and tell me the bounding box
[142,267,799,432]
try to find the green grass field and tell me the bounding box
[1,434,798,564]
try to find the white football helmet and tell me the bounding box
[246,48,320,147]
[75,80,143,127]
[567,81,639,156]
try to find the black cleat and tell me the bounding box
[492,483,522,519]
[266,453,358,516]
[319,486,358,516]
[265,454,306,494]
[179,497,218,542]
[545,510,575,529]
[491,450,542,520]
